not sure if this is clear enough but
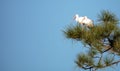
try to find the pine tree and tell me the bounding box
[63,10,120,71]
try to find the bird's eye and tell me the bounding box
[73,16,76,19]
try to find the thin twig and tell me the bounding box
[102,46,113,53]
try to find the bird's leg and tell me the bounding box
[82,23,85,31]
[82,27,83,31]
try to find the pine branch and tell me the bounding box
[102,46,112,53]
[102,59,120,68]
[98,53,103,64]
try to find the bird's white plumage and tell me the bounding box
[74,14,94,28]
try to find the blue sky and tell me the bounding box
[0,0,120,71]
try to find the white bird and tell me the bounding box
[74,14,94,28]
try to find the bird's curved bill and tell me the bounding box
[73,16,76,20]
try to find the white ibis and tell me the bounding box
[74,14,94,28]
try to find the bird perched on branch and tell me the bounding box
[74,14,94,28]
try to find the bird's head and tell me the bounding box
[73,14,79,20]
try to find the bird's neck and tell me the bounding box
[75,16,79,22]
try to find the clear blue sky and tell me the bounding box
[0,0,120,71]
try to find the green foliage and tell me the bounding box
[112,37,120,54]
[103,55,114,66]
[75,53,94,67]
[88,49,98,57]
[96,62,104,68]
[63,24,82,40]
[97,10,119,24]
[63,10,120,71]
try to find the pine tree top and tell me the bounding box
[63,10,120,71]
